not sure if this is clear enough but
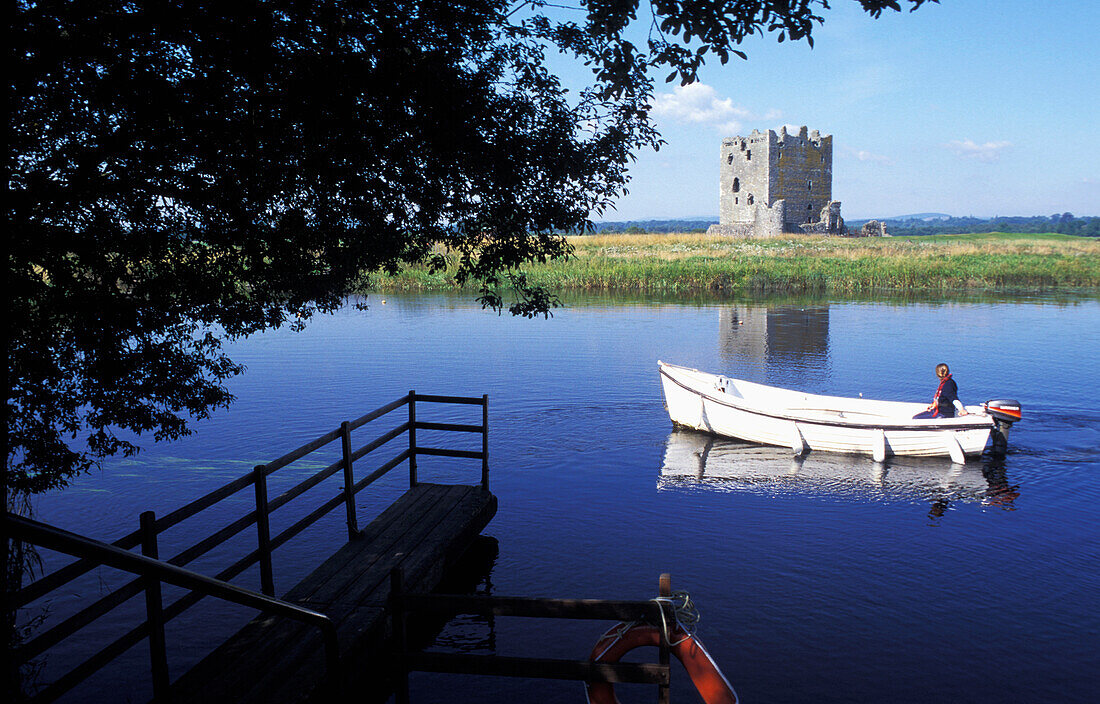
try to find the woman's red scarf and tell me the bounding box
[931,373,952,417]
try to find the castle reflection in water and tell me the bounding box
[718,304,831,388]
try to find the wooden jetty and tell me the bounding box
[171,482,495,703]
[8,393,496,703]
[10,391,690,703]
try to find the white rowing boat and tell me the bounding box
[657,361,1021,463]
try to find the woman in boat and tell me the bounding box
[914,363,969,419]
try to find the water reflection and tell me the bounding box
[425,535,499,656]
[658,430,1019,513]
[718,305,830,387]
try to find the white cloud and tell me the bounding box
[836,145,893,166]
[652,83,777,135]
[856,150,893,165]
[716,120,743,135]
[946,139,1012,163]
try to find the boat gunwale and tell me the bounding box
[658,362,994,433]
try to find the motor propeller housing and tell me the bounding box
[983,399,1022,455]
[984,399,1022,424]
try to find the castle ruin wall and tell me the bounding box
[713,126,840,238]
[771,127,832,228]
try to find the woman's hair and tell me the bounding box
[936,363,950,377]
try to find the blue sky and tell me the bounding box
[590,0,1100,221]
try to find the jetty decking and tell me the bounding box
[9,393,495,704]
[171,482,496,703]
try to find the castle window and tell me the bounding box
[747,194,754,205]
[734,197,738,204]
[732,177,740,193]
[746,150,751,161]
[727,153,734,165]
[807,180,812,191]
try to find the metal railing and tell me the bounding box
[8,392,489,702]
[388,569,676,704]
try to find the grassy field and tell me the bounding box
[369,232,1100,294]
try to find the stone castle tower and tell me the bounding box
[707,126,845,237]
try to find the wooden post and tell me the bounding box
[140,511,170,702]
[390,568,410,704]
[253,466,275,596]
[658,573,672,704]
[408,391,418,487]
[340,421,359,540]
[481,394,489,491]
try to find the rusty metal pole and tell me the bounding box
[658,573,672,704]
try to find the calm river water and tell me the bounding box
[27,291,1100,703]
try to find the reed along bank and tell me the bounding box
[369,232,1100,294]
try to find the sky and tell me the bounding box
[584,0,1100,221]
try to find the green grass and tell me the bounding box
[368,232,1100,294]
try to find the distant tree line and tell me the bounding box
[587,214,1100,237]
[850,213,1100,237]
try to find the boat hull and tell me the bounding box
[659,362,994,460]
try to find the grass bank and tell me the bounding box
[370,232,1100,294]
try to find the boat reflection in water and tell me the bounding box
[658,430,1020,515]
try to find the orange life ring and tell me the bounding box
[585,622,738,704]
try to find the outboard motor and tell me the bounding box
[983,399,1022,456]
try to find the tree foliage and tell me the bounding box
[7,0,932,493]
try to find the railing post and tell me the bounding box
[139,511,170,702]
[408,390,418,487]
[390,567,410,704]
[657,573,672,704]
[341,421,360,540]
[481,394,489,491]
[253,466,275,596]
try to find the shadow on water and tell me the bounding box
[423,535,499,655]
[356,535,499,704]
[657,430,1021,518]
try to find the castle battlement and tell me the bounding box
[776,125,826,147]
